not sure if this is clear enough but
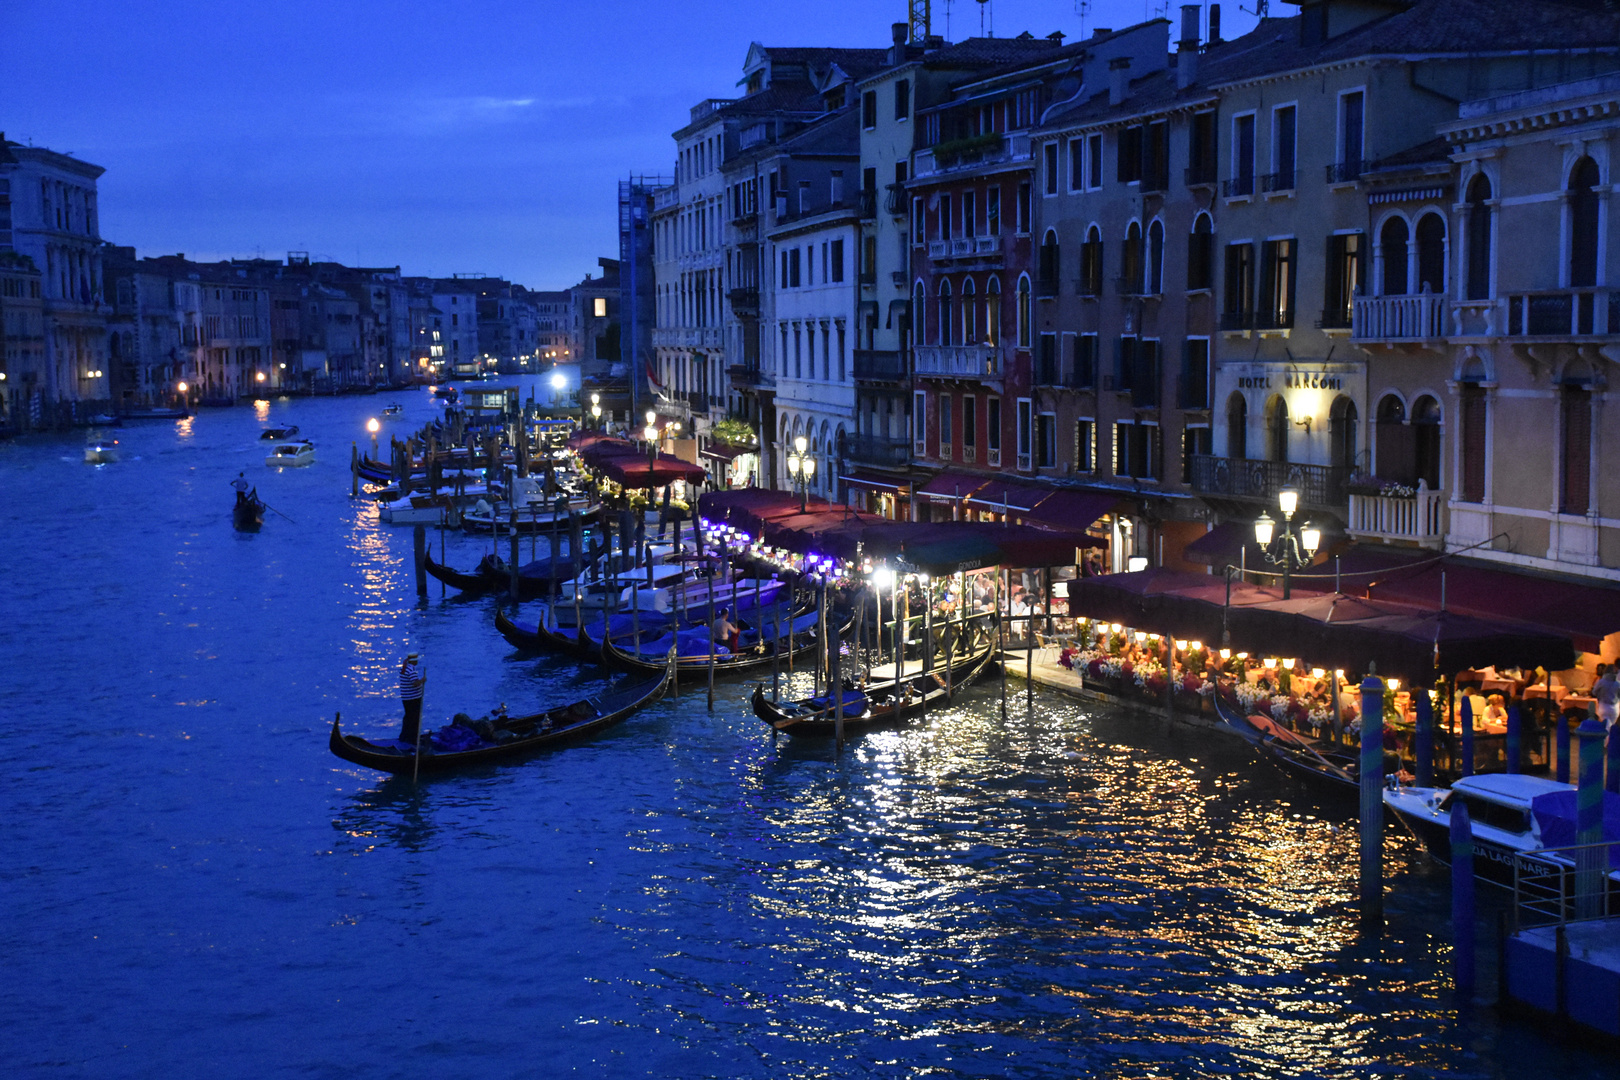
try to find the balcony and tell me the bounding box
[728,364,772,389]
[1505,289,1620,338]
[884,183,908,216]
[852,349,905,381]
[926,235,1003,263]
[858,189,877,220]
[727,286,759,315]
[1188,454,1349,509]
[1317,306,1353,332]
[914,132,1030,178]
[1325,160,1365,185]
[914,344,1000,380]
[1223,175,1255,198]
[843,432,909,468]
[1259,169,1295,194]
[1346,482,1446,548]
[1352,293,1447,343]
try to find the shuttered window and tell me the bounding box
[1459,385,1487,503]
[1561,387,1592,515]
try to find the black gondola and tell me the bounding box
[600,606,830,683]
[424,545,603,599]
[751,643,995,737]
[1211,691,1361,793]
[232,494,265,532]
[495,604,673,662]
[328,667,670,775]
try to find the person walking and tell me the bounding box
[399,652,426,744]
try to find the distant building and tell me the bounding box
[0,250,45,428]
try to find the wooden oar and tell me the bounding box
[259,499,297,524]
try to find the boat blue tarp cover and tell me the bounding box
[1530,789,1620,866]
[807,690,868,713]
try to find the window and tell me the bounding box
[1080,225,1104,296]
[1075,419,1094,471]
[862,235,876,282]
[1016,275,1031,347]
[894,79,910,120]
[963,190,977,238]
[1416,213,1445,293]
[1073,334,1098,389]
[940,392,952,450]
[1037,333,1058,384]
[1569,157,1601,287]
[1087,134,1103,189]
[1561,382,1592,514]
[938,280,953,346]
[962,396,976,453]
[1179,339,1210,409]
[831,172,844,206]
[1122,222,1144,294]
[1260,238,1296,328]
[789,248,802,288]
[1271,106,1296,190]
[914,390,927,450]
[1188,112,1217,185]
[1226,393,1248,458]
[1113,422,1160,480]
[1036,414,1056,468]
[830,238,844,282]
[962,278,977,342]
[1413,395,1442,490]
[1068,138,1084,192]
[1015,182,1031,234]
[1231,114,1255,196]
[1324,233,1363,328]
[1459,383,1487,502]
[1375,394,1411,483]
[1188,214,1214,291]
[985,276,1001,345]
[988,397,1002,462]
[1223,243,1255,326]
[1338,91,1364,178]
[1016,398,1033,469]
[1329,396,1359,470]
[1043,142,1059,195]
[1379,218,1409,295]
[1181,425,1211,483]
[1114,335,1137,392]
[939,194,952,240]
[862,90,878,129]
[1265,395,1289,463]
[1143,121,1168,191]
[1117,126,1143,184]
[1466,175,1493,300]
[986,186,1000,234]
[1148,220,1165,295]
[1038,230,1060,290]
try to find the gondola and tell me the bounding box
[495,604,674,661]
[424,551,495,592]
[232,494,265,532]
[1211,690,1360,793]
[425,545,604,599]
[751,642,995,737]
[600,606,827,683]
[328,667,671,775]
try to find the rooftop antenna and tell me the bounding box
[977,0,992,37]
[944,0,953,41]
[1240,0,1268,14]
[1074,0,1091,37]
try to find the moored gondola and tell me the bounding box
[1211,691,1361,794]
[328,667,670,775]
[495,604,675,661]
[751,643,995,737]
[425,545,603,599]
[601,606,828,683]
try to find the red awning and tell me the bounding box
[1182,521,1266,569]
[840,472,906,491]
[597,454,707,490]
[965,480,1051,512]
[1021,488,1120,531]
[917,471,988,501]
[1332,546,1620,653]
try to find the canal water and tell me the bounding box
[0,380,1608,1079]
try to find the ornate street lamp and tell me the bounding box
[1253,485,1320,599]
[786,434,814,512]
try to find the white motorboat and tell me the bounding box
[1385,773,1620,889]
[461,473,593,534]
[84,436,120,464]
[265,440,316,467]
[377,485,489,525]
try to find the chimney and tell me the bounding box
[1177,4,1200,89]
[1092,27,1113,38]
[1209,4,1222,44]
[1109,56,1132,106]
[889,21,908,64]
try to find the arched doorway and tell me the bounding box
[1329,395,1359,470]
[1226,393,1248,459]
[1265,395,1289,463]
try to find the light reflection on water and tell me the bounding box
[0,387,1613,1078]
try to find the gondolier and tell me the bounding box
[231,472,252,506]
[399,652,426,744]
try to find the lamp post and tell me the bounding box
[367,417,380,458]
[1253,486,1321,600]
[786,434,814,512]
[645,409,658,466]
[590,392,601,430]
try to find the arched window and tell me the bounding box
[1187,213,1214,291]
[1081,224,1104,296]
[1412,395,1441,489]
[1123,221,1144,294]
[1466,174,1493,301]
[1329,395,1359,470]
[938,279,953,346]
[912,280,925,353]
[1016,274,1031,348]
[1038,229,1060,288]
[1226,394,1248,459]
[961,277,978,343]
[1380,217,1409,295]
[1569,157,1601,287]
[1148,219,1165,295]
[1265,395,1289,463]
[1375,393,1410,483]
[985,276,1001,346]
[1415,213,1445,294]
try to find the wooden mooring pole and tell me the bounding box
[1358,671,1385,931]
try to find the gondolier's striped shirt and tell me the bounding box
[399,660,424,701]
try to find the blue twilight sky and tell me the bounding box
[1,0,1257,291]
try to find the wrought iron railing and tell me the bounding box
[1188,454,1349,508]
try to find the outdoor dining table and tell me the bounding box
[1523,683,1568,702]
[1479,677,1516,695]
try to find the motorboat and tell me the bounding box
[1384,773,1620,889]
[461,474,593,534]
[259,425,299,441]
[382,404,404,418]
[265,440,316,467]
[377,485,489,525]
[84,435,119,464]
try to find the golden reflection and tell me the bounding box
[253,398,271,419]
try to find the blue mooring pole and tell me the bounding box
[1414,686,1434,788]
[1458,693,1475,778]
[1506,703,1522,775]
[1557,710,1572,784]
[1607,724,1620,796]
[1450,800,1476,999]
[1359,673,1385,929]
[1576,719,1606,920]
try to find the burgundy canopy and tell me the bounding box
[578,439,640,466]
[597,454,707,490]
[566,430,625,451]
[916,471,988,502]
